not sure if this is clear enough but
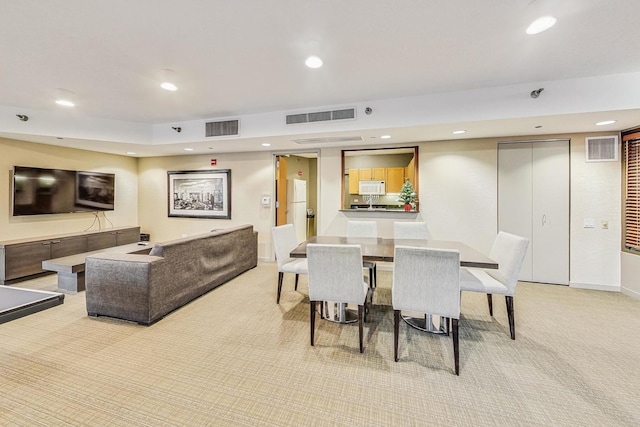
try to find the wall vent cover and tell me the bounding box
[205,119,239,137]
[286,108,356,125]
[586,136,618,162]
[293,136,364,144]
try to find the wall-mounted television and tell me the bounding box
[12,166,115,216]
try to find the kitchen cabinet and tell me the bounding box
[386,167,406,193]
[405,157,415,187]
[358,168,385,180]
[348,169,360,194]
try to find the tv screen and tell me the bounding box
[12,166,115,216]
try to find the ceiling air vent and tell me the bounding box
[205,119,239,137]
[286,108,356,125]
[293,136,364,144]
[586,136,618,162]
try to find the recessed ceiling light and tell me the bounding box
[161,82,178,91]
[380,135,391,139]
[55,99,75,107]
[596,120,616,126]
[526,16,557,35]
[305,56,323,68]
[55,88,76,107]
[126,151,136,155]
[261,143,271,147]
[159,69,178,91]
[184,148,194,151]
[452,130,466,134]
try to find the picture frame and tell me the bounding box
[167,169,231,219]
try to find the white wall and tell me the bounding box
[569,134,621,291]
[621,253,640,298]
[0,137,138,240]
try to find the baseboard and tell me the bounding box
[569,282,620,292]
[621,286,640,300]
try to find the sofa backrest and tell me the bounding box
[149,224,254,258]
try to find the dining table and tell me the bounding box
[290,235,498,332]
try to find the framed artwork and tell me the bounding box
[167,169,231,219]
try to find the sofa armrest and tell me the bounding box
[85,253,167,324]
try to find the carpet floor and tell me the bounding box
[1,262,639,426]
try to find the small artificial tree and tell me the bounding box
[398,179,416,207]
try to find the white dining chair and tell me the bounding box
[392,245,461,375]
[271,224,308,304]
[307,243,371,353]
[459,231,529,340]
[393,221,432,240]
[346,220,378,288]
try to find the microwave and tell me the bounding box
[359,180,386,195]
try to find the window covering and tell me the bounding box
[624,135,640,251]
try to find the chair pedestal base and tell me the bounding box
[401,313,449,335]
[320,301,358,324]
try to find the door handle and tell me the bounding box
[542,214,547,226]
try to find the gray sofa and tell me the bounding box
[85,224,258,325]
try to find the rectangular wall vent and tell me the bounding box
[586,136,618,162]
[205,120,239,137]
[293,136,364,144]
[286,108,356,125]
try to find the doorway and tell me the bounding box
[275,153,318,240]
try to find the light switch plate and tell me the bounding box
[584,218,595,228]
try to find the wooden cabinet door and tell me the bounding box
[386,167,405,193]
[359,168,372,180]
[348,169,360,194]
[4,241,51,280]
[405,158,415,187]
[372,168,385,180]
[116,227,141,245]
[50,236,87,258]
[87,232,116,251]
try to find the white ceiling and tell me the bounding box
[1,0,640,157]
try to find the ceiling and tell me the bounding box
[1,0,640,157]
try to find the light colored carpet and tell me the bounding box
[1,262,639,426]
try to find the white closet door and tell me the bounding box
[498,143,533,281]
[498,140,569,285]
[532,141,570,285]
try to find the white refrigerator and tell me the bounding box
[287,179,307,244]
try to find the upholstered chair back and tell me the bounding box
[307,244,367,305]
[392,246,460,319]
[271,224,298,270]
[487,232,529,295]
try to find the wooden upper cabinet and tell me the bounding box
[386,167,405,193]
[357,168,385,181]
[405,157,415,187]
[359,168,372,180]
[348,169,360,194]
[372,168,385,180]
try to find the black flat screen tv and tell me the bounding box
[12,166,115,216]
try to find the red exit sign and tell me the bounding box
[211,159,217,166]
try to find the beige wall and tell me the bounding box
[137,151,274,259]
[0,137,138,240]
